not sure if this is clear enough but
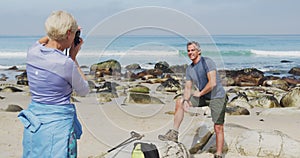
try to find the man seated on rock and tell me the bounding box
[158,41,227,158]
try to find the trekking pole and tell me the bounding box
[96,131,144,158]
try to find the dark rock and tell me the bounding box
[154,61,172,73]
[8,66,18,70]
[124,71,138,80]
[189,130,214,154]
[288,67,300,76]
[125,63,141,71]
[0,86,23,92]
[226,106,250,115]
[124,93,164,104]
[280,60,293,63]
[0,74,8,81]
[257,95,281,108]
[80,65,89,69]
[282,76,300,85]
[5,104,23,112]
[231,92,249,102]
[137,69,163,78]
[219,68,264,86]
[90,59,121,75]
[156,78,182,92]
[15,71,28,86]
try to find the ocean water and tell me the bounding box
[0,35,300,79]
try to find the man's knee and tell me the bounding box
[214,124,224,133]
[175,98,183,111]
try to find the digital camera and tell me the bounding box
[74,30,81,46]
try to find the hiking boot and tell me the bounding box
[158,129,178,142]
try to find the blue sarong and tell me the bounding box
[18,102,82,158]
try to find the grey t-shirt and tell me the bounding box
[186,57,225,99]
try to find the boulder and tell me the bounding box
[288,67,300,76]
[233,130,300,157]
[159,141,190,158]
[263,79,289,91]
[129,85,150,94]
[156,78,182,93]
[3,104,23,112]
[125,63,141,71]
[0,86,23,92]
[90,59,121,74]
[154,61,173,73]
[280,87,300,107]
[257,95,281,108]
[219,68,264,86]
[0,74,8,81]
[124,93,164,104]
[226,106,250,115]
[15,71,28,86]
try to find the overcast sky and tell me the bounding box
[1,0,299,36]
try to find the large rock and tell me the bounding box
[288,67,300,76]
[16,71,28,86]
[90,59,121,75]
[233,130,300,157]
[125,63,141,71]
[220,68,264,86]
[280,87,300,107]
[257,95,281,108]
[154,61,173,73]
[0,86,23,92]
[129,85,150,94]
[124,93,164,104]
[156,78,182,93]
[3,104,23,112]
[263,79,289,91]
[159,141,190,158]
[226,106,250,115]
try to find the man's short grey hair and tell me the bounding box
[187,41,200,51]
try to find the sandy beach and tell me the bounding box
[1,65,300,158]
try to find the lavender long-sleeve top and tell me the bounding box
[26,41,89,105]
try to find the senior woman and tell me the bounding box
[18,11,89,158]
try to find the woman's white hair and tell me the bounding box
[45,11,78,41]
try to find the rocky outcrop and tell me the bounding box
[15,71,28,86]
[280,87,300,107]
[156,78,182,93]
[154,61,173,73]
[123,93,164,104]
[288,67,300,76]
[233,130,300,157]
[90,59,121,75]
[159,141,190,158]
[220,68,264,86]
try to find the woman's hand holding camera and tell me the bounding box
[69,37,83,61]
